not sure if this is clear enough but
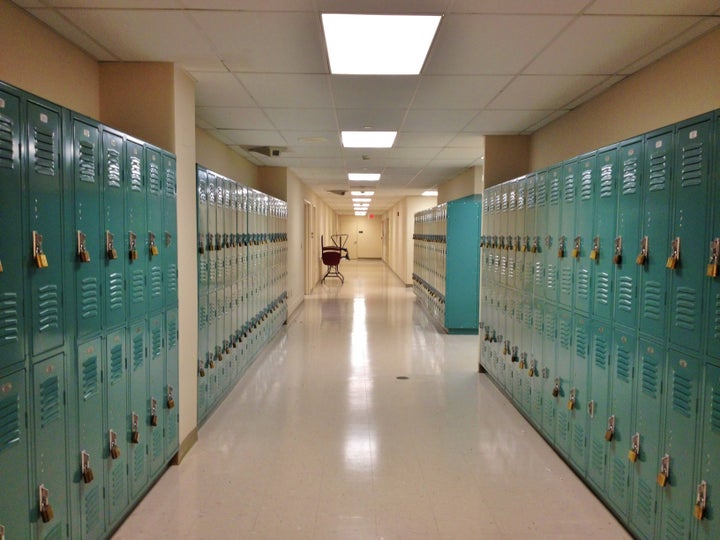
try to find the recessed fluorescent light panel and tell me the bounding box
[348,172,381,181]
[342,131,396,149]
[352,198,372,203]
[351,191,374,196]
[355,211,367,216]
[422,190,438,196]
[322,14,441,75]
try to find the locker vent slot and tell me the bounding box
[110,343,124,384]
[0,114,14,168]
[129,155,142,191]
[714,293,720,340]
[523,304,533,330]
[595,272,610,307]
[198,180,207,203]
[78,140,96,183]
[130,336,146,376]
[167,263,178,298]
[635,478,654,524]
[165,166,177,198]
[45,524,63,540]
[621,157,638,195]
[557,409,570,440]
[81,355,98,401]
[575,325,588,358]
[640,356,659,397]
[546,263,557,292]
[153,428,163,460]
[590,440,604,472]
[38,284,60,332]
[563,173,575,203]
[572,425,585,454]
[151,325,162,359]
[150,265,162,299]
[533,309,543,334]
[593,335,608,369]
[648,153,668,192]
[105,147,121,188]
[534,261,544,288]
[133,445,145,481]
[580,169,592,200]
[527,182,536,207]
[0,394,20,452]
[508,190,516,211]
[523,262,533,289]
[641,281,661,321]
[673,287,697,330]
[500,255,507,280]
[111,462,124,501]
[617,277,633,313]
[559,318,572,350]
[33,125,56,176]
[671,370,693,418]
[80,278,99,321]
[666,507,686,539]
[600,163,614,198]
[544,314,556,341]
[506,257,514,282]
[208,179,216,205]
[576,268,590,302]
[616,347,631,382]
[199,259,209,284]
[549,176,560,205]
[560,267,573,296]
[711,383,720,433]
[109,272,124,312]
[131,269,145,305]
[0,293,20,343]
[168,318,178,350]
[149,161,161,196]
[536,180,547,206]
[517,188,524,210]
[84,485,101,538]
[39,375,60,427]
[680,143,703,187]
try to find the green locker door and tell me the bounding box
[523,174,537,295]
[164,308,179,461]
[70,117,102,339]
[0,369,30,540]
[148,313,165,477]
[639,128,673,341]
[105,328,128,525]
[534,171,548,297]
[555,308,573,457]
[629,339,664,539]
[0,88,25,372]
[127,321,148,498]
[530,299,544,429]
[669,115,713,353]
[207,171,218,292]
[614,138,643,330]
[126,140,147,321]
[659,350,701,540]
[514,177,526,291]
[569,314,590,473]
[197,293,210,421]
[27,99,65,358]
[545,167,561,303]
[197,166,209,296]
[696,363,720,539]
[499,183,509,287]
[146,146,163,313]
[216,175,226,294]
[574,154,595,315]
[32,353,68,540]
[606,329,636,518]
[586,322,611,494]
[163,152,178,308]
[542,304,557,441]
[102,129,126,330]
[76,338,106,540]
[520,294,534,413]
[592,146,618,322]
[707,112,720,360]
[558,159,577,310]
[506,180,518,289]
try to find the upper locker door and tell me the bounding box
[545,166,562,303]
[197,166,209,295]
[26,98,64,358]
[70,116,102,340]
[102,129,126,330]
[523,174,537,295]
[668,114,714,354]
[534,171,548,297]
[558,159,577,310]
[574,153,596,315]
[592,146,618,323]
[0,87,24,372]
[707,111,720,361]
[162,152,177,309]
[146,146,164,313]
[126,140,147,321]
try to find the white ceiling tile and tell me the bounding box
[331,76,420,109]
[265,109,337,131]
[564,75,625,109]
[196,107,274,130]
[412,75,512,109]
[525,15,702,75]
[192,72,256,107]
[296,158,347,168]
[42,1,183,6]
[524,110,569,132]
[283,145,341,158]
[586,0,720,15]
[237,74,333,108]
[27,8,117,60]
[190,12,326,73]
[488,75,609,109]
[425,14,573,74]
[181,60,228,72]
[434,147,485,160]
[280,131,341,147]
[292,168,348,180]
[180,0,315,10]
[395,132,456,147]
[448,133,486,149]
[450,0,592,14]
[316,0,452,14]
[221,130,288,146]
[385,147,440,159]
[402,109,475,132]
[336,109,407,131]
[463,110,552,133]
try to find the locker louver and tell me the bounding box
[612,457,626,494]
[576,269,590,302]
[106,148,121,188]
[559,317,572,349]
[81,355,98,401]
[132,333,143,372]
[673,287,697,330]
[641,355,659,396]
[648,154,668,192]
[150,266,162,300]
[78,140,96,183]
[165,166,176,198]
[665,508,686,540]
[594,335,608,369]
[167,317,178,350]
[595,273,610,307]
[108,272,124,312]
[149,160,161,195]
[33,124,56,176]
[563,173,575,203]
[549,176,560,204]
[711,382,720,433]
[642,281,661,320]
[537,178,547,205]
[580,169,592,200]
[151,325,162,359]
[166,264,178,298]
[110,343,123,384]
[600,164,614,198]
[131,270,145,306]
[576,325,588,358]
[0,394,20,451]
[0,293,20,344]
[38,284,60,333]
[622,157,638,194]
[0,113,14,168]
[616,347,631,382]
[671,370,693,418]
[129,155,142,191]
[636,479,654,524]
[80,278,99,321]
[39,375,60,427]
[617,277,633,313]
[680,142,703,187]
[83,485,101,538]
[527,181,536,207]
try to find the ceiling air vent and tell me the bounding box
[247,146,285,157]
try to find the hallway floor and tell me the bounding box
[113,260,630,540]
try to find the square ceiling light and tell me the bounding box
[351,191,374,196]
[355,211,367,216]
[348,172,381,181]
[322,14,441,75]
[342,131,396,148]
[352,198,372,203]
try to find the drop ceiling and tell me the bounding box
[15,0,720,214]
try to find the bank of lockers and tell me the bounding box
[196,165,288,424]
[0,80,179,540]
[479,109,720,539]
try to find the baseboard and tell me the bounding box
[172,427,199,465]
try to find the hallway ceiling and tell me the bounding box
[16,0,720,214]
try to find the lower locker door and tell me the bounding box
[128,322,148,498]
[149,314,166,477]
[106,329,128,525]
[696,363,720,539]
[165,309,179,461]
[586,323,611,493]
[554,309,573,457]
[569,315,590,474]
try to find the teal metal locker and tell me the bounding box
[499,183,509,288]
[102,129,126,330]
[148,313,166,477]
[215,175,226,292]
[0,369,30,539]
[164,308,179,461]
[555,308,573,457]
[197,293,210,421]
[606,328,636,518]
[523,174,537,295]
[586,322,611,493]
[0,87,25,373]
[639,128,673,340]
[126,140,147,321]
[76,338,106,540]
[707,112,720,360]
[27,99,65,358]
[105,328,128,526]
[127,321,148,498]
[542,304,557,441]
[613,138,643,329]
[207,171,218,291]
[569,314,590,473]
[574,153,595,314]
[558,159,577,310]
[32,353,68,540]
[163,152,178,308]
[629,339,665,539]
[668,115,714,353]
[545,167,561,303]
[197,166,209,294]
[659,350,701,540]
[592,145,618,322]
[696,362,720,539]
[520,294,533,412]
[530,299,545,429]
[146,146,164,313]
[534,171,548,296]
[507,181,518,288]
[69,116,102,339]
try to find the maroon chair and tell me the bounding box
[321,247,344,283]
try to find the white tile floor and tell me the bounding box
[113,260,631,540]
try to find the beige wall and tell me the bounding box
[258,166,288,201]
[483,135,530,187]
[438,166,483,204]
[384,196,436,285]
[339,215,383,259]
[0,0,99,117]
[195,128,259,188]
[531,26,720,170]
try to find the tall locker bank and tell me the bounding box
[0,80,179,540]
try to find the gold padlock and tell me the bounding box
[613,254,622,265]
[167,397,175,410]
[590,249,598,260]
[552,386,559,398]
[628,449,638,462]
[695,504,705,521]
[707,263,719,278]
[208,359,215,369]
[528,367,534,377]
[41,254,48,267]
[567,399,574,410]
[108,248,118,260]
[572,248,580,258]
[657,472,668,487]
[558,247,565,258]
[151,414,158,427]
[605,429,614,442]
[150,244,159,256]
[110,445,120,460]
[129,249,138,261]
[636,253,647,265]
[666,256,677,269]
[83,467,94,484]
[0,258,4,272]
[132,431,140,444]
[41,504,54,523]
[81,249,91,263]
[35,253,44,268]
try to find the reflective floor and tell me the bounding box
[113,260,630,539]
